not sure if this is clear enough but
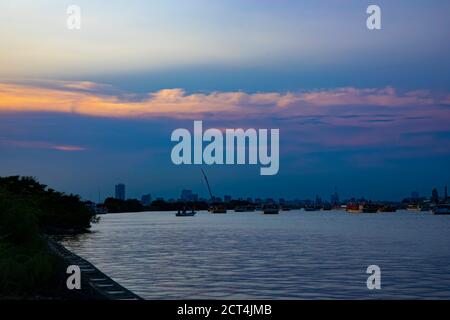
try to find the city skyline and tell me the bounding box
[1,1,449,201]
[103,182,448,205]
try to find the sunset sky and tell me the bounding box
[1,0,449,201]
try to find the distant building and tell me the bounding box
[431,188,439,204]
[181,189,199,202]
[115,183,126,200]
[411,191,419,201]
[181,189,193,201]
[141,194,152,206]
[330,187,339,205]
[247,197,253,203]
[315,195,322,205]
[224,195,232,203]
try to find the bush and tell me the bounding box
[0,176,93,297]
[0,176,92,233]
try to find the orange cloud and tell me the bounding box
[0,81,448,121]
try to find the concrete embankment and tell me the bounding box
[48,239,143,300]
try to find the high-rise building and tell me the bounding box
[181,189,192,201]
[181,189,198,201]
[115,183,126,200]
[431,188,439,204]
[330,187,340,206]
[141,194,152,206]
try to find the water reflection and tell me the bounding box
[61,210,450,299]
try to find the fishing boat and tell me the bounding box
[209,205,227,214]
[234,205,255,212]
[407,204,420,211]
[263,204,279,214]
[246,205,256,212]
[378,205,397,213]
[362,203,378,213]
[201,169,228,214]
[433,204,450,215]
[346,203,361,213]
[176,209,197,217]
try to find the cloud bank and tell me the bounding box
[0,81,449,123]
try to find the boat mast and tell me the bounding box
[201,169,214,201]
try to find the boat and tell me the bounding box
[362,203,378,213]
[281,206,291,211]
[378,205,397,213]
[234,205,255,212]
[263,204,279,214]
[209,205,227,214]
[176,209,197,217]
[246,205,256,212]
[346,203,362,213]
[304,205,318,212]
[407,204,420,211]
[201,169,227,214]
[433,204,450,215]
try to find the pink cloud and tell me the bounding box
[0,80,448,154]
[0,139,86,152]
[0,81,448,121]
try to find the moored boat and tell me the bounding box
[346,203,361,213]
[362,203,378,213]
[378,205,397,213]
[263,204,279,214]
[176,209,197,217]
[209,205,227,214]
[433,204,450,215]
[407,204,420,211]
[234,205,256,212]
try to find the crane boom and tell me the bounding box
[201,169,214,200]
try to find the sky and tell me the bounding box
[1,0,449,201]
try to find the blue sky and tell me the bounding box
[0,0,449,201]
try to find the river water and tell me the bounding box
[60,210,450,299]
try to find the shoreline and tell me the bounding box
[47,239,143,300]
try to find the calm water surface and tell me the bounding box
[61,210,450,299]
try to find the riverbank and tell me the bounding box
[47,238,143,300]
[0,176,142,300]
